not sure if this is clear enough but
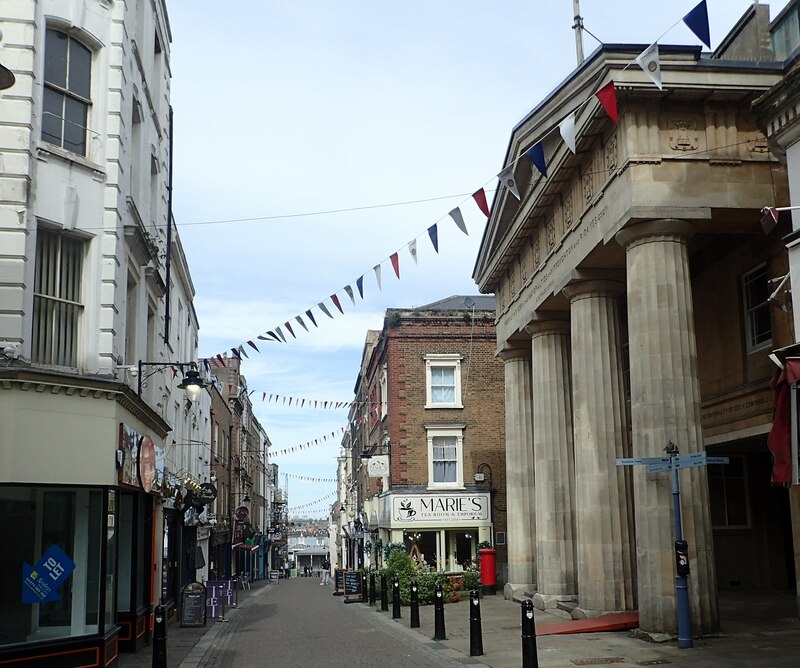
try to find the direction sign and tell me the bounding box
[646,463,672,474]
[616,457,671,466]
[22,544,76,604]
[706,457,730,465]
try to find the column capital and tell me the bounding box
[562,278,626,302]
[496,341,532,362]
[525,312,570,338]
[615,218,696,249]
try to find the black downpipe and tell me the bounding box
[164,105,174,344]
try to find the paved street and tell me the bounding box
[119,577,800,668]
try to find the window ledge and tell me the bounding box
[425,403,464,410]
[37,144,105,178]
[427,485,466,492]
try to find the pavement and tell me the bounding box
[118,577,800,667]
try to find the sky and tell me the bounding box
[166,0,781,516]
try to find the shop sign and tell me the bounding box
[22,545,76,604]
[196,482,217,505]
[392,493,490,524]
[235,505,249,521]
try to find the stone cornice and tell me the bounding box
[0,367,171,437]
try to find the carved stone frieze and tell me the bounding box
[605,135,618,173]
[747,133,769,153]
[546,217,556,251]
[583,171,593,203]
[668,119,699,152]
[563,193,574,230]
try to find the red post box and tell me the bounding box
[478,548,497,595]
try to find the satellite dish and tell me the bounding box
[464,297,475,309]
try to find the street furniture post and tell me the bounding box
[469,589,484,656]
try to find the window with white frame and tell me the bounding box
[42,29,92,156]
[742,264,772,352]
[379,366,388,418]
[426,425,465,489]
[424,354,463,408]
[32,227,85,367]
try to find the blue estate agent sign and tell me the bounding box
[22,545,76,604]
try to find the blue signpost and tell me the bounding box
[22,545,76,604]
[616,442,728,649]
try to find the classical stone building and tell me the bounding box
[474,4,798,636]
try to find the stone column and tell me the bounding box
[563,279,636,613]
[616,219,718,635]
[498,344,536,594]
[527,317,577,596]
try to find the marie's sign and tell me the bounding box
[391,493,489,525]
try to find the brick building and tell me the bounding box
[344,296,508,581]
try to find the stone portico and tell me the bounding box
[474,29,792,635]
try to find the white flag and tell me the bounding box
[635,42,662,90]
[408,239,418,264]
[558,113,577,154]
[373,264,382,290]
[449,207,469,235]
[497,165,521,200]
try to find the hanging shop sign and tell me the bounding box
[367,455,390,478]
[235,505,250,521]
[196,483,218,505]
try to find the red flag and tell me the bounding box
[390,252,400,278]
[284,321,296,338]
[596,81,618,124]
[216,354,226,366]
[472,188,490,218]
[331,294,344,314]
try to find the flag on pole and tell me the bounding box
[498,165,521,200]
[635,43,662,89]
[449,207,469,235]
[559,113,577,154]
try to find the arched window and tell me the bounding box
[42,28,92,156]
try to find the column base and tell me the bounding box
[504,582,536,601]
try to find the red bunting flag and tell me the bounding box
[284,321,296,338]
[596,81,618,124]
[390,252,400,278]
[473,188,490,218]
[331,294,344,314]
[216,354,226,366]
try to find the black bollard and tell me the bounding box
[521,599,539,667]
[392,576,402,619]
[410,580,420,628]
[469,590,484,656]
[152,604,167,668]
[369,572,376,606]
[433,582,447,640]
[380,573,389,612]
[361,572,368,604]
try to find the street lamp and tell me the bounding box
[136,360,207,400]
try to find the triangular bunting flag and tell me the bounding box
[247,340,259,353]
[761,207,779,235]
[266,331,281,342]
[356,275,364,299]
[427,224,439,253]
[216,354,226,366]
[284,321,296,338]
[275,326,287,343]
[305,309,318,328]
[374,264,382,290]
[262,392,266,401]
[390,253,400,279]
[408,239,418,264]
[296,315,308,332]
[559,113,577,154]
[331,294,344,314]
[449,207,469,235]
[635,42,662,90]
[231,348,241,359]
[498,165,521,200]
[472,188,490,218]
[237,345,248,359]
[525,142,547,178]
[319,302,333,319]
[683,0,711,49]
[595,81,618,124]
[344,285,355,306]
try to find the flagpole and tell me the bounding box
[573,0,584,65]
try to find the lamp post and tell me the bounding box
[136,361,207,400]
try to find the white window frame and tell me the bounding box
[425,424,465,490]
[379,365,388,419]
[742,264,772,353]
[424,354,463,409]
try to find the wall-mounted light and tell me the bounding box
[136,361,207,400]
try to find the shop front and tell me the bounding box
[372,491,492,573]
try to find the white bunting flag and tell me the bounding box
[497,165,521,200]
[344,284,356,306]
[635,42,662,90]
[408,239,418,264]
[559,113,577,154]
[374,264,382,290]
[449,207,469,235]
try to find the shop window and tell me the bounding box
[426,425,465,489]
[42,29,92,156]
[32,227,85,367]
[742,264,772,353]
[708,456,750,529]
[424,354,463,408]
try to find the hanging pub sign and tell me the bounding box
[367,455,390,478]
[196,483,217,505]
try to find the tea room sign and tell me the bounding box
[391,493,490,525]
